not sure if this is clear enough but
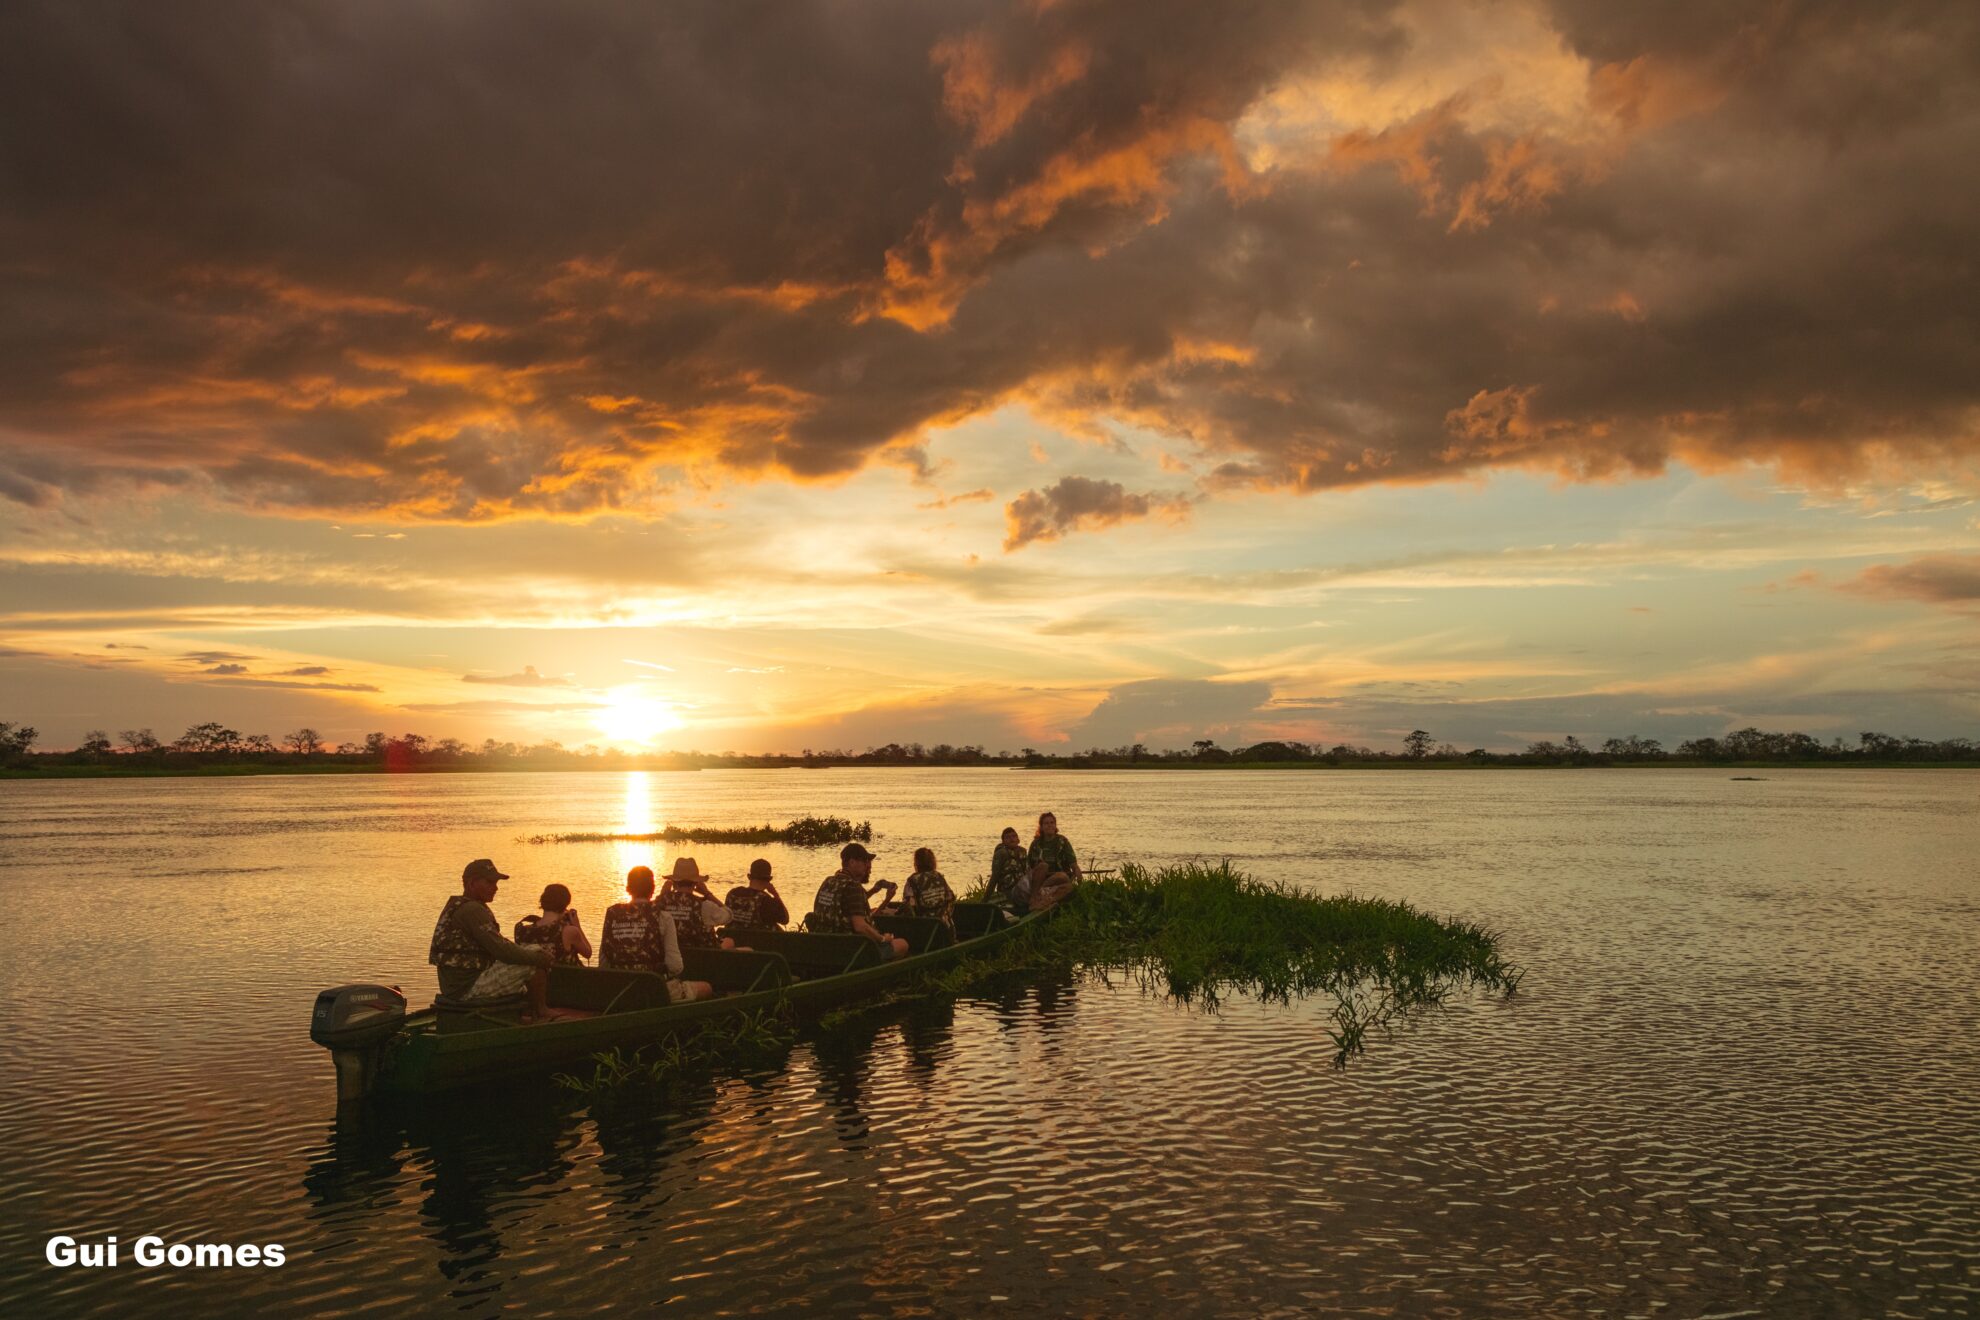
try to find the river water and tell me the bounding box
[1,768,1975,1317]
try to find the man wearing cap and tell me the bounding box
[725,859,790,931]
[429,858,557,1021]
[810,843,910,960]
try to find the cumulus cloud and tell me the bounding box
[461,665,569,687]
[202,663,249,676]
[1004,476,1189,550]
[1839,554,1980,605]
[0,1,1975,524]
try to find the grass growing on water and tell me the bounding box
[862,860,1518,1064]
[522,814,872,847]
[558,859,1520,1089]
[553,1009,796,1093]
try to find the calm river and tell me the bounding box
[2,769,1976,1316]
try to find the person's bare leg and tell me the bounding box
[689,979,715,1000]
[890,937,910,959]
[527,966,551,1021]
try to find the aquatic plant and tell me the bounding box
[941,860,1520,1064]
[522,814,873,847]
[554,1008,796,1093]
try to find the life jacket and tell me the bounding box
[988,843,1028,897]
[428,895,491,973]
[903,869,955,925]
[515,911,582,965]
[726,886,778,929]
[659,888,717,948]
[809,872,866,933]
[599,901,669,972]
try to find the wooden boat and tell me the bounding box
[312,902,1032,1100]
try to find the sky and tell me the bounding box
[2,0,1978,754]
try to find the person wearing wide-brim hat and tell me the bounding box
[658,856,736,950]
[809,842,910,960]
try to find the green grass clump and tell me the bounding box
[951,860,1521,1064]
[522,814,872,847]
[554,1009,795,1093]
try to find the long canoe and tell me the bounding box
[321,902,1033,1099]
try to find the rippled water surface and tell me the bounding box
[2,768,1977,1317]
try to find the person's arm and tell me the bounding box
[849,914,885,943]
[1061,837,1081,877]
[660,910,684,978]
[566,913,592,960]
[465,902,551,965]
[766,892,790,926]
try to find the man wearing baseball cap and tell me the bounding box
[725,858,790,931]
[428,858,557,1021]
[809,842,909,960]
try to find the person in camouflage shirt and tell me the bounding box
[514,882,592,966]
[988,826,1030,906]
[429,857,556,1018]
[1025,811,1081,913]
[809,842,909,959]
[724,858,791,930]
[900,846,957,933]
[658,857,735,950]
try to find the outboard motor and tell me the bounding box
[311,984,406,1102]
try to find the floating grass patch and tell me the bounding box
[522,814,872,847]
[554,1009,796,1094]
[939,860,1520,1064]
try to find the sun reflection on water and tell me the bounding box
[613,770,665,890]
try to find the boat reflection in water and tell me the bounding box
[299,978,1082,1313]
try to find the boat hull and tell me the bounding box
[353,905,1032,1097]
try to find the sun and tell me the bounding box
[592,685,682,747]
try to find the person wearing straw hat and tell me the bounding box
[658,857,735,950]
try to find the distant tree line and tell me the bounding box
[2,719,1976,772]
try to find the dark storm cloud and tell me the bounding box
[1,1,1975,529]
[1003,476,1188,550]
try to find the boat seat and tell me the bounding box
[951,902,1009,941]
[432,990,527,1032]
[681,947,794,993]
[547,966,675,1014]
[740,928,882,978]
[873,914,952,954]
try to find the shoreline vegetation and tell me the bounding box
[521,815,872,847]
[2,721,1977,779]
[557,859,1522,1092]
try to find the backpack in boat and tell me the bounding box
[599,901,669,972]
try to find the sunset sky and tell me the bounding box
[3,1,1978,753]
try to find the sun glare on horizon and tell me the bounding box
[593,685,682,747]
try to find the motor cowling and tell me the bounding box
[311,983,406,1050]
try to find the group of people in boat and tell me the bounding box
[427,811,1083,1021]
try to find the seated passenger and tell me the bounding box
[725,858,791,930]
[514,882,593,965]
[429,857,557,1021]
[988,826,1030,909]
[657,857,736,950]
[1025,810,1081,913]
[810,842,910,960]
[900,846,957,934]
[600,865,713,1004]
